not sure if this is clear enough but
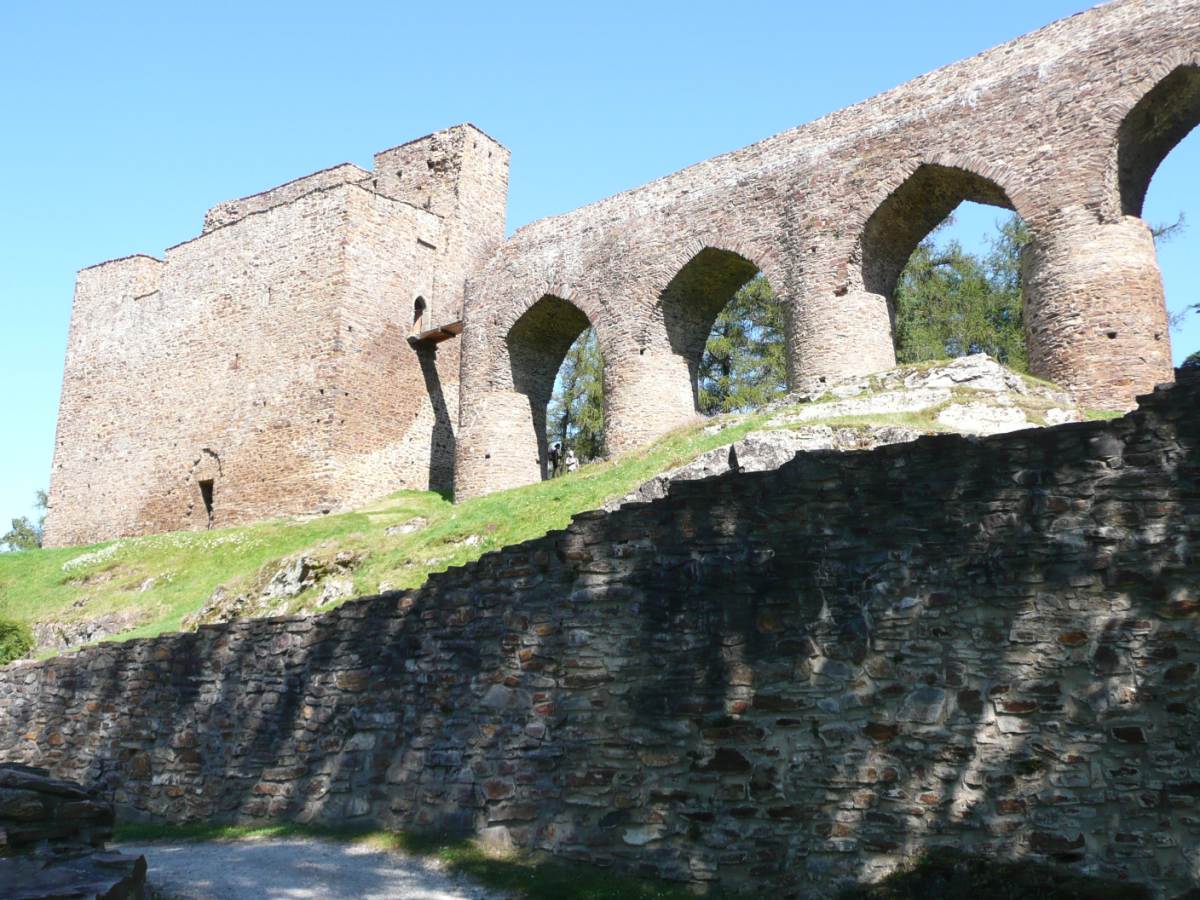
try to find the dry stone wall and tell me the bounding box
[6,372,1199,897]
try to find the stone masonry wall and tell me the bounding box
[8,372,1199,897]
[45,124,505,546]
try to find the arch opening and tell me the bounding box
[1118,65,1200,218]
[506,294,599,479]
[861,164,1029,370]
[657,247,782,413]
[1121,67,1200,369]
[411,295,427,337]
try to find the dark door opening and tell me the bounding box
[198,479,215,527]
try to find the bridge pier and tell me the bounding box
[787,289,897,388]
[454,388,546,499]
[604,346,698,455]
[1023,216,1173,410]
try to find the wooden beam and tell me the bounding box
[409,320,463,346]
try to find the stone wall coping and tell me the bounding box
[77,253,164,274]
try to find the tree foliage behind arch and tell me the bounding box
[892,215,1029,370]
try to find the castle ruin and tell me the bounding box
[45,127,508,546]
[46,0,1198,546]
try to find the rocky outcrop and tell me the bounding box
[32,610,147,655]
[608,356,1078,510]
[182,551,366,630]
[778,354,1079,428]
[606,425,922,510]
[0,763,146,899]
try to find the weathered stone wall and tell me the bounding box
[45,124,506,546]
[8,373,1199,897]
[456,0,1198,498]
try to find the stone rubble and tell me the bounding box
[0,763,147,899]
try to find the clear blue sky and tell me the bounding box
[1,0,1196,531]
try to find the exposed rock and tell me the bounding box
[31,609,147,655]
[608,356,1080,511]
[182,550,367,629]
[789,354,1073,405]
[0,764,147,899]
[606,426,922,510]
[936,403,1030,434]
[385,516,428,536]
[317,576,356,606]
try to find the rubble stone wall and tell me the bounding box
[456,0,1197,498]
[7,374,1199,897]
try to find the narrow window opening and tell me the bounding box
[198,480,215,527]
[411,296,427,337]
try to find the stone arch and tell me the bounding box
[1015,59,1197,410]
[789,161,1033,384]
[1115,62,1200,218]
[595,243,779,455]
[652,246,763,406]
[455,293,605,496]
[856,162,1022,310]
[506,294,595,471]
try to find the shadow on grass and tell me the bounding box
[115,822,707,900]
[836,847,1156,900]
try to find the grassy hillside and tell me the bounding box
[0,409,772,651]
[0,358,1096,658]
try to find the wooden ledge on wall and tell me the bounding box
[409,320,463,347]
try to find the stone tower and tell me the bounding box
[43,124,509,547]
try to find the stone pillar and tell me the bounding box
[604,347,698,456]
[454,389,545,500]
[1023,217,1173,410]
[787,289,897,387]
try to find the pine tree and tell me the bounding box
[893,214,1029,370]
[546,328,605,463]
[698,275,788,414]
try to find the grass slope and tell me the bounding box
[0,409,770,650]
[0,360,1102,657]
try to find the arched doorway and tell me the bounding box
[505,294,598,481]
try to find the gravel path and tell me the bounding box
[117,836,507,900]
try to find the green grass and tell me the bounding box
[0,358,1086,657]
[0,411,768,651]
[114,821,706,899]
[1084,409,1126,421]
[837,846,1151,900]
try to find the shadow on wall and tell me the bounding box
[2,373,1197,895]
[659,247,760,406]
[416,345,455,498]
[506,295,592,480]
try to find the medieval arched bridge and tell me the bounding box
[455,0,1198,498]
